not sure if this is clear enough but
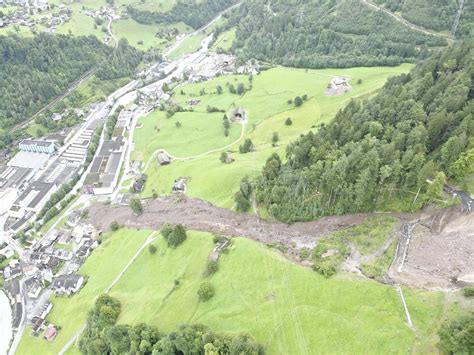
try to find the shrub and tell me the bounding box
[438,315,474,354]
[148,245,157,254]
[197,282,215,301]
[285,117,292,125]
[110,221,120,232]
[463,287,474,297]
[206,260,219,275]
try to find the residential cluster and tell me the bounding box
[1,210,101,342]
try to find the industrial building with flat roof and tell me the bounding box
[19,139,56,155]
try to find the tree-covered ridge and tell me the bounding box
[374,0,473,38]
[252,40,473,223]
[228,0,448,69]
[0,34,141,130]
[127,0,238,29]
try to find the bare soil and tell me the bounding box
[86,196,473,289]
[388,208,474,290]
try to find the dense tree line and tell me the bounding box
[246,40,473,222]
[127,0,238,29]
[228,0,447,69]
[0,34,141,133]
[374,0,473,38]
[438,314,474,354]
[79,294,261,355]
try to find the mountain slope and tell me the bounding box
[252,40,473,222]
[228,0,448,69]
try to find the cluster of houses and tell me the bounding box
[2,212,100,340]
[0,0,72,34]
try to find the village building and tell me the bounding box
[44,325,57,342]
[157,151,171,165]
[231,108,246,122]
[52,273,84,295]
[172,178,187,193]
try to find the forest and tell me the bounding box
[78,294,261,355]
[374,0,473,38]
[228,0,447,69]
[246,40,473,222]
[128,0,238,29]
[0,34,141,132]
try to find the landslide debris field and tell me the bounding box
[88,196,474,289]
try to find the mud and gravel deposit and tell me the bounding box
[87,196,473,289]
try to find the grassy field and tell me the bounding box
[168,32,206,59]
[132,64,413,207]
[17,228,448,354]
[110,232,445,353]
[16,229,151,355]
[211,28,236,51]
[112,19,191,50]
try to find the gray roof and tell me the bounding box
[105,152,121,174]
[0,166,31,190]
[7,151,50,170]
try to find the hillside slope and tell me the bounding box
[252,40,473,222]
[228,0,448,69]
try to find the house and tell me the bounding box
[25,277,42,299]
[44,325,57,342]
[157,151,171,165]
[187,98,200,106]
[231,108,246,122]
[51,113,62,122]
[132,173,147,193]
[52,274,84,295]
[172,178,186,193]
[31,317,45,334]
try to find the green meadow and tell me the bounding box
[132,64,413,207]
[17,229,446,354]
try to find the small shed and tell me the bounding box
[232,108,246,122]
[44,325,57,342]
[172,178,186,193]
[157,151,171,165]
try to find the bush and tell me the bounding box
[285,117,292,125]
[463,287,474,297]
[438,315,474,354]
[197,282,215,302]
[161,223,173,238]
[294,96,303,107]
[148,245,157,254]
[129,197,143,215]
[239,139,254,154]
[110,221,120,232]
[164,224,187,248]
[206,260,219,276]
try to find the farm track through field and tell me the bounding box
[142,122,246,172]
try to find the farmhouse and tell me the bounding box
[157,151,171,165]
[172,178,186,193]
[231,108,246,122]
